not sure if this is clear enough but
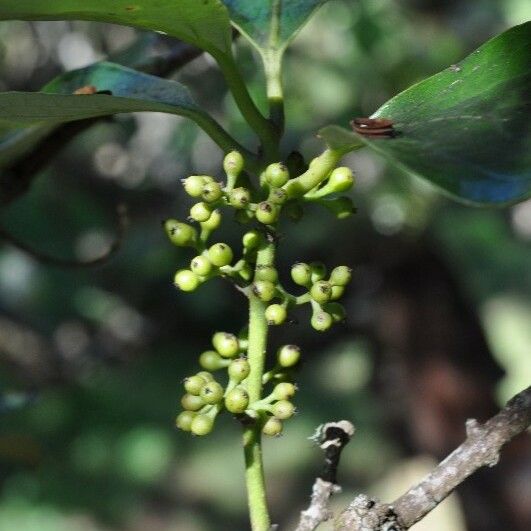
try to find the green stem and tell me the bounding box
[213,51,279,161]
[263,50,284,135]
[243,239,275,531]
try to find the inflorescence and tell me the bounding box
[165,151,355,436]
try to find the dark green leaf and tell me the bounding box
[222,0,328,53]
[321,22,531,206]
[0,0,231,56]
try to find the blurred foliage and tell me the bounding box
[0,1,529,529]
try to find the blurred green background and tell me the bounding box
[0,1,530,530]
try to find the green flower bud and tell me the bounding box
[252,280,276,302]
[324,302,346,322]
[265,162,290,188]
[243,230,262,250]
[310,280,332,304]
[269,188,288,205]
[202,181,223,203]
[174,269,200,292]
[184,375,205,395]
[310,262,327,283]
[190,202,213,222]
[199,350,226,371]
[208,243,233,267]
[225,387,249,414]
[256,201,279,225]
[229,187,251,209]
[273,382,296,401]
[181,393,204,411]
[200,209,222,231]
[277,345,301,368]
[176,410,196,431]
[265,304,287,325]
[328,167,354,192]
[223,151,244,176]
[272,400,295,420]
[190,255,213,277]
[200,381,224,404]
[255,265,278,283]
[311,310,333,332]
[164,220,197,247]
[191,414,214,436]
[228,358,250,382]
[212,332,240,358]
[196,371,214,383]
[182,175,207,197]
[291,262,312,286]
[330,285,345,301]
[262,416,283,437]
[330,266,352,286]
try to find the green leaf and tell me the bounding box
[0,0,231,56]
[320,22,531,206]
[222,0,328,53]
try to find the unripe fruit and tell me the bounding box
[330,266,352,286]
[190,255,213,277]
[176,411,195,431]
[262,416,283,436]
[265,304,287,325]
[223,150,244,176]
[164,220,197,247]
[228,358,250,382]
[190,202,213,222]
[212,332,240,358]
[184,375,205,395]
[199,350,226,371]
[269,188,288,205]
[324,302,346,322]
[183,175,207,197]
[200,381,224,404]
[208,243,233,267]
[174,269,200,292]
[200,209,222,231]
[252,280,276,302]
[265,162,290,188]
[196,371,214,383]
[273,382,296,401]
[330,285,345,301]
[310,262,327,283]
[311,310,333,332]
[310,280,332,304]
[272,400,295,420]
[225,387,249,414]
[191,414,214,436]
[243,230,262,249]
[291,262,312,286]
[256,201,279,225]
[328,167,354,192]
[202,181,223,203]
[181,393,204,411]
[277,345,301,368]
[229,187,251,209]
[255,265,278,283]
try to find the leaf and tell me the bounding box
[222,0,328,54]
[0,62,199,127]
[0,0,231,56]
[320,22,531,206]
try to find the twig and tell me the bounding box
[295,421,355,531]
[0,203,128,268]
[334,385,531,530]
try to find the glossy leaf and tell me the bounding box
[222,0,328,53]
[320,22,531,206]
[0,0,232,56]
